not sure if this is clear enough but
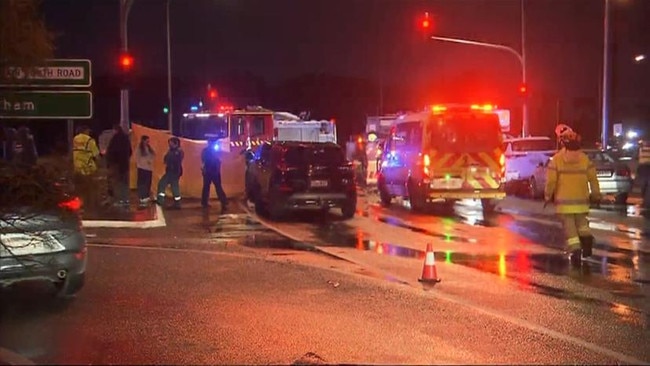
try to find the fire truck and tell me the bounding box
[179,106,275,152]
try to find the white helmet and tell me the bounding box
[555,124,574,139]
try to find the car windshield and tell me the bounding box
[426,113,501,153]
[179,115,228,140]
[511,139,555,152]
[284,145,345,166]
[585,151,615,163]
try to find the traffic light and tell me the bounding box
[163,106,169,114]
[519,83,527,95]
[209,89,218,99]
[421,12,431,30]
[119,53,134,72]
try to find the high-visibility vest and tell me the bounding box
[72,133,99,175]
[544,149,600,214]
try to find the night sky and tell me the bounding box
[36,0,650,143]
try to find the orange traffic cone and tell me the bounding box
[419,243,441,283]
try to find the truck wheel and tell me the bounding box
[408,181,426,212]
[481,198,497,213]
[268,196,286,221]
[341,199,356,219]
[615,193,628,206]
[379,184,392,207]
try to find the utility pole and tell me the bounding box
[166,0,173,132]
[120,0,134,132]
[601,0,611,148]
[520,0,528,137]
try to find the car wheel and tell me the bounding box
[528,178,538,199]
[441,199,456,214]
[341,199,356,219]
[481,198,497,213]
[53,272,85,299]
[379,183,392,207]
[615,193,628,206]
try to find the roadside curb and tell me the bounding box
[81,204,166,229]
[0,348,34,366]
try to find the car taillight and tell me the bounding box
[59,196,82,211]
[616,168,630,177]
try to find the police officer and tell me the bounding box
[72,125,100,208]
[201,137,228,212]
[545,125,601,267]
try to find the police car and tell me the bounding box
[503,136,556,194]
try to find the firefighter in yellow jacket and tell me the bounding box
[544,125,601,267]
[72,125,100,208]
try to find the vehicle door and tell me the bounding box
[252,143,273,197]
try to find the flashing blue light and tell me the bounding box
[190,105,198,112]
[213,143,220,151]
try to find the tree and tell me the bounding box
[0,0,55,65]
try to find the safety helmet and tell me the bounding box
[555,123,581,144]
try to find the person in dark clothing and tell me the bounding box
[2,128,17,162]
[105,124,133,206]
[201,137,228,212]
[12,126,38,167]
[157,137,184,209]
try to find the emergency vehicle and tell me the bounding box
[502,136,556,194]
[377,104,506,212]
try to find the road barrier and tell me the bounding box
[129,123,245,198]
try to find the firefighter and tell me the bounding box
[72,125,100,209]
[201,137,228,212]
[544,126,601,267]
[156,137,184,209]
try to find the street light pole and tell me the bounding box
[119,0,134,132]
[430,35,527,135]
[520,0,528,137]
[601,0,611,148]
[166,0,173,133]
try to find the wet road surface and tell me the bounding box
[2,193,650,364]
[2,237,631,364]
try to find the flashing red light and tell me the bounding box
[59,196,82,211]
[421,12,431,29]
[119,54,133,70]
[519,84,527,94]
[209,90,218,99]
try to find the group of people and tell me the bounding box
[72,126,228,212]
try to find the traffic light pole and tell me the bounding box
[430,35,528,137]
[166,0,173,133]
[601,0,611,149]
[119,0,134,132]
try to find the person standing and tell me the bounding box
[135,135,155,207]
[105,124,133,206]
[72,125,100,209]
[13,126,38,167]
[545,125,601,267]
[156,137,184,209]
[201,137,228,212]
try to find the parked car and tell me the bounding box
[245,141,357,220]
[528,149,633,205]
[502,136,556,195]
[0,163,87,298]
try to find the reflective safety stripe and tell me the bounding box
[555,198,589,205]
[174,196,181,201]
[557,168,588,174]
[158,192,166,197]
[566,236,581,250]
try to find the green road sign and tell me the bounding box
[0,91,92,119]
[0,59,92,87]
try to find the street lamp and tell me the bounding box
[430,35,528,136]
[166,0,173,133]
[428,0,528,136]
[634,54,646,63]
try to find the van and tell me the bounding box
[377,104,506,212]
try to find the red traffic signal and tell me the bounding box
[119,53,134,71]
[519,84,527,94]
[209,90,218,99]
[420,12,431,30]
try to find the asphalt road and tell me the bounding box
[1,196,649,364]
